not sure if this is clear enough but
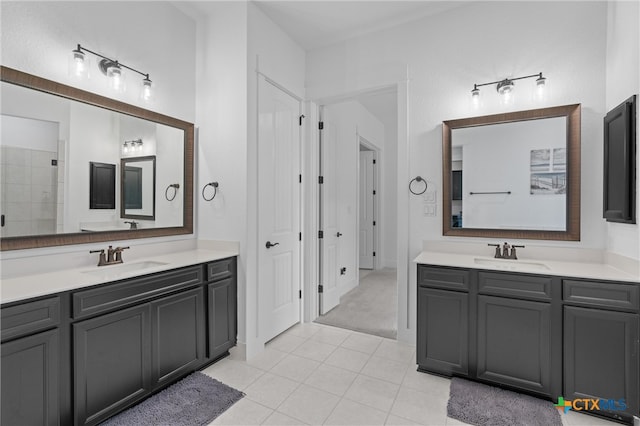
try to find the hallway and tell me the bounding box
[315,268,397,339]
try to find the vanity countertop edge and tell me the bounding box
[414,250,639,283]
[0,248,239,305]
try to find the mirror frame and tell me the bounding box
[121,155,156,221]
[442,104,581,241]
[0,66,194,250]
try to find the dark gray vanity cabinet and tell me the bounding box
[476,272,560,398]
[152,287,205,387]
[74,304,152,426]
[206,257,238,361]
[563,279,639,422]
[416,266,469,376]
[1,296,62,426]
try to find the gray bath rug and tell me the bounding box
[101,372,244,426]
[447,377,562,426]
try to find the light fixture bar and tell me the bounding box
[473,72,543,89]
[74,44,151,82]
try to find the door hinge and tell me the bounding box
[373,190,376,195]
[299,232,302,241]
[373,251,376,257]
[318,230,324,239]
[299,290,302,299]
[299,114,305,126]
[319,121,324,130]
[318,176,324,184]
[299,174,302,183]
[318,285,324,293]
[373,159,376,164]
[373,221,376,226]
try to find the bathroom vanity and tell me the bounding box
[416,251,640,424]
[1,250,237,426]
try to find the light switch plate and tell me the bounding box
[423,191,437,203]
[424,204,436,216]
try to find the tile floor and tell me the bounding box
[203,322,620,426]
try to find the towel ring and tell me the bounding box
[165,184,180,201]
[409,176,428,195]
[202,181,219,201]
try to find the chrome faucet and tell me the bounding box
[90,245,130,266]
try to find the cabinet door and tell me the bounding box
[208,278,237,359]
[564,306,639,420]
[1,329,59,426]
[477,295,552,396]
[151,288,205,387]
[417,287,468,376]
[74,304,151,426]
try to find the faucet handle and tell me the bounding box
[510,245,525,260]
[89,249,107,266]
[488,243,501,258]
[113,246,130,262]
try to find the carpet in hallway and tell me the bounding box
[314,268,397,339]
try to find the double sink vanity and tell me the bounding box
[415,248,640,424]
[1,248,238,426]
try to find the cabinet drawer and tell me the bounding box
[418,266,469,291]
[207,258,235,282]
[563,280,639,311]
[1,296,60,341]
[478,272,552,301]
[73,266,203,319]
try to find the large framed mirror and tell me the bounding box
[442,104,581,241]
[0,66,193,250]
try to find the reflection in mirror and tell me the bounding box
[121,156,156,220]
[442,104,581,241]
[0,66,193,250]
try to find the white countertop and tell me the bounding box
[414,251,639,283]
[0,249,238,305]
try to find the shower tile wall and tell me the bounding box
[1,146,58,237]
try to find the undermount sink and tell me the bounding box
[474,257,550,272]
[82,261,168,279]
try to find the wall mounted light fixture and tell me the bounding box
[471,72,546,105]
[71,44,153,101]
[122,138,143,155]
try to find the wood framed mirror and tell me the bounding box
[0,66,193,250]
[442,104,581,241]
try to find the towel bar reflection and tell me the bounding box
[469,191,511,195]
[202,181,219,201]
[165,183,180,201]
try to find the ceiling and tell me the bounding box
[253,1,469,51]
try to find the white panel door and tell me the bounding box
[320,118,340,315]
[258,76,301,342]
[359,150,375,269]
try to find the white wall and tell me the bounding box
[192,1,305,357]
[306,1,610,342]
[381,112,398,268]
[0,1,197,268]
[605,0,640,262]
[193,1,250,349]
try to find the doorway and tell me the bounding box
[314,88,398,339]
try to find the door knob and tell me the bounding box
[336,232,343,237]
[265,241,280,249]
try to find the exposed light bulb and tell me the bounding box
[141,76,153,103]
[69,45,89,80]
[123,142,129,154]
[471,85,480,108]
[535,74,547,101]
[107,63,124,92]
